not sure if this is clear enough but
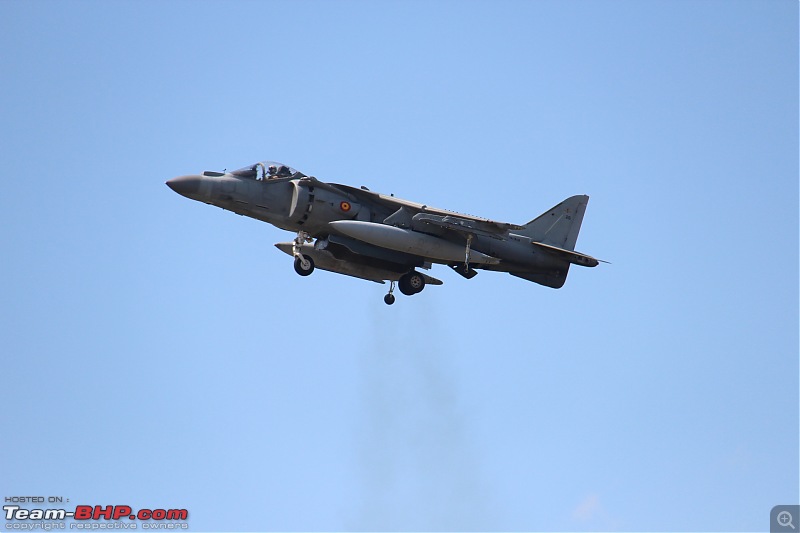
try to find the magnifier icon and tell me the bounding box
[778,511,795,529]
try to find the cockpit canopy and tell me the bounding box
[230,161,306,181]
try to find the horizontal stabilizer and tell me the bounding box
[531,241,601,268]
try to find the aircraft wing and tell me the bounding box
[410,212,513,240]
[331,183,524,234]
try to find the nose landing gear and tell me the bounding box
[292,231,314,276]
[294,255,314,276]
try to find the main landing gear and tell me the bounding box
[398,271,425,295]
[384,270,426,305]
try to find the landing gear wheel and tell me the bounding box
[384,280,397,305]
[398,271,425,295]
[293,255,314,276]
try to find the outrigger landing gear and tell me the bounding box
[292,231,314,276]
[384,281,396,305]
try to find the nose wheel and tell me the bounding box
[294,255,314,276]
[292,230,314,276]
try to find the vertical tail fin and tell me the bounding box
[517,195,589,251]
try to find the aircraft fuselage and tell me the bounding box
[166,161,600,304]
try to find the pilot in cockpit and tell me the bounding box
[267,165,278,178]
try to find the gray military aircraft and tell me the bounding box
[166,160,602,304]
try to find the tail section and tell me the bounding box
[510,195,598,289]
[510,269,571,289]
[517,195,589,251]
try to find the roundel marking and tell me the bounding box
[340,201,351,212]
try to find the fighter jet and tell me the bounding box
[166,160,602,304]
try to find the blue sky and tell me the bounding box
[1,1,797,531]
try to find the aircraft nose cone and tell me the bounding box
[166,175,201,197]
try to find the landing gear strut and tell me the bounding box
[292,231,314,276]
[384,281,396,305]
